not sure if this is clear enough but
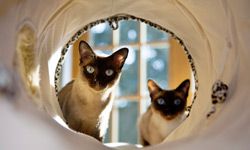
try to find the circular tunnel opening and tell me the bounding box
[51,14,198,147]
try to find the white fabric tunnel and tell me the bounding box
[0,0,250,149]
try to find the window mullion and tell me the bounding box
[139,23,147,115]
[113,27,119,49]
[110,27,120,143]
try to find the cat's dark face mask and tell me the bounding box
[148,79,190,120]
[79,41,128,91]
[152,91,187,119]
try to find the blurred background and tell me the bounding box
[53,20,194,144]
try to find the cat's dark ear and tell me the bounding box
[79,41,95,65]
[176,79,190,98]
[147,79,161,99]
[112,48,129,70]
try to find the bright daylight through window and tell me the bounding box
[60,20,193,144]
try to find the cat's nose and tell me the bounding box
[93,79,100,86]
[164,108,170,112]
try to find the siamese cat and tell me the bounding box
[138,79,190,146]
[58,41,128,141]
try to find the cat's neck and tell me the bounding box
[149,107,187,142]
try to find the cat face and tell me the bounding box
[79,41,128,91]
[147,79,190,120]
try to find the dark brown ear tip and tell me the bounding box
[79,40,88,44]
[115,48,129,59]
[124,47,129,53]
[183,79,190,89]
[79,40,90,47]
[121,48,129,56]
[176,79,190,92]
[79,40,84,45]
[184,79,190,84]
[147,79,154,83]
[147,79,157,87]
[79,40,91,48]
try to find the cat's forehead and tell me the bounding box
[81,56,114,69]
[96,55,113,63]
[95,56,115,68]
[158,90,183,100]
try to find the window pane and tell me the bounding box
[119,21,139,44]
[90,23,112,47]
[94,49,113,56]
[146,25,168,42]
[117,47,138,96]
[117,100,138,144]
[144,46,168,90]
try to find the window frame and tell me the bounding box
[85,21,169,143]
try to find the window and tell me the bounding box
[61,20,193,144]
[86,20,169,144]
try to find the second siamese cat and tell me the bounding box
[58,41,128,141]
[138,79,190,146]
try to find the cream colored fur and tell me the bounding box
[58,72,120,141]
[139,106,186,145]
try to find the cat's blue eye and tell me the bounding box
[105,69,114,76]
[86,65,95,74]
[174,99,181,105]
[157,98,165,105]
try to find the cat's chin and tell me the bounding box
[90,85,108,93]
